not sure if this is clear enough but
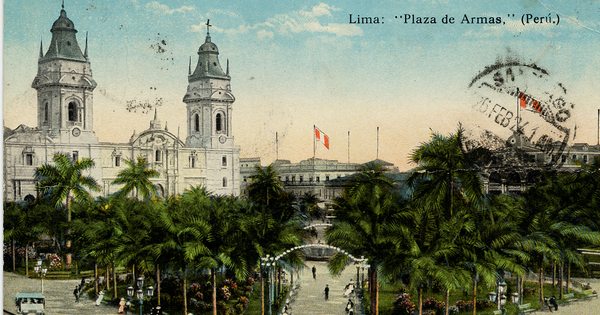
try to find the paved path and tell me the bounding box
[285,261,358,315]
[3,271,117,315]
[535,278,600,314]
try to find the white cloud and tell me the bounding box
[146,1,194,15]
[199,3,362,39]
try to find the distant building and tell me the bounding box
[481,140,600,195]
[240,157,400,202]
[3,6,240,201]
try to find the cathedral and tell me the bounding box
[3,6,240,201]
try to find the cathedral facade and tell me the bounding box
[3,7,240,201]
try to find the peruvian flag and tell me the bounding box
[519,92,542,114]
[315,126,330,149]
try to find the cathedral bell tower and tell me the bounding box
[183,20,235,149]
[31,4,98,144]
[183,20,239,195]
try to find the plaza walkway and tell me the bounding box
[284,261,359,315]
[535,278,600,314]
[3,271,116,315]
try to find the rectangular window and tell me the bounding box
[72,151,79,162]
[325,175,330,181]
[299,176,303,182]
[115,156,120,167]
[25,154,33,166]
[190,156,196,168]
[222,156,227,166]
[316,176,320,182]
[583,155,588,164]
[561,155,567,163]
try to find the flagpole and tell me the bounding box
[347,131,350,165]
[597,109,599,146]
[376,127,379,160]
[313,125,316,161]
[276,132,279,161]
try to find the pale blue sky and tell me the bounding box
[4,0,600,170]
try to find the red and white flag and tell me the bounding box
[519,92,542,114]
[315,126,330,149]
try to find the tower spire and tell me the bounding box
[154,107,158,121]
[84,32,88,58]
[188,56,192,75]
[226,59,229,76]
[62,0,64,10]
[39,38,44,59]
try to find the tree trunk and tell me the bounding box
[418,287,423,315]
[113,264,117,299]
[445,289,450,315]
[472,275,477,315]
[133,264,136,287]
[539,262,544,304]
[370,267,379,315]
[156,264,161,305]
[12,239,16,271]
[106,266,110,291]
[25,244,29,277]
[212,268,217,315]
[552,262,556,286]
[261,270,265,315]
[95,263,98,296]
[183,269,187,315]
[559,263,564,299]
[566,263,571,293]
[66,192,72,268]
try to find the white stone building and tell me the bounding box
[3,6,240,201]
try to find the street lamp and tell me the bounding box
[260,256,276,315]
[127,276,154,315]
[497,280,507,310]
[33,259,48,294]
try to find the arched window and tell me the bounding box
[68,102,78,121]
[222,177,227,187]
[43,102,49,122]
[194,113,200,132]
[155,150,161,162]
[216,113,223,132]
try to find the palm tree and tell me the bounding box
[35,153,100,267]
[326,161,400,315]
[111,156,159,200]
[246,164,283,207]
[407,128,491,315]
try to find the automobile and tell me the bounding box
[15,293,45,315]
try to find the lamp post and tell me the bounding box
[33,259,48,294]
[260,256,276,315]
[497,280,507,310]
[127,276,154,315]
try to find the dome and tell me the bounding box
[51,9,76,32]
[198,36,219,54]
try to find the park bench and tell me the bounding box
[583,289,598,300]
[518,303,535,314]
[562,292,577,304]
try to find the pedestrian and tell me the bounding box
[549,296,558,311]
[312,266,316,279]
[345,298,354,312]
[155,305,162,315]
[73,287,80,302]
[118,298,126,314]
[324,284,329,300]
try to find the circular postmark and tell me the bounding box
[465,58,577,171]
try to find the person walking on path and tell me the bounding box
[118,298,126,314]
[312,266,317,280]
[324,284,329,301]
[73,287,80,302]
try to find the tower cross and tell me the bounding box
[206,19,212,35]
